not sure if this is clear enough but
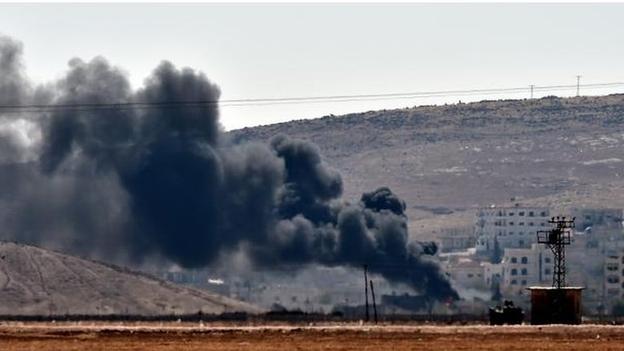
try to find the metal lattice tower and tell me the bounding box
[537,217,575,289]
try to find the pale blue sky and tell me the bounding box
[1,3,623,130]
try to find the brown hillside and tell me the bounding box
[0,241,262,315]
[230,94,624,239]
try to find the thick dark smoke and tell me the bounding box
[0,35,457,301]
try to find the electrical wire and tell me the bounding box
[0,81,621,113]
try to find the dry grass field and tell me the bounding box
[2,322,624,351]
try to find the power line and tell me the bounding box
[0,81,622,113]
[221,83,623,107]
[576,75,582,97]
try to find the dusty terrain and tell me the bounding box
[1,323,624,351]
[0,242,260,315]
[230,94,624,240]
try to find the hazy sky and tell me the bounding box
[1,3,623,130]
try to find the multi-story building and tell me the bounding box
[601,241,624,311]
[497,230,611,311]
[603,248,622,302]
[438,227,477,253]
[475,204,550,257]
[500,245,554,300]
[501,247,532,297]
[567,209,624,312]
[468,205,624,312]
[563,232,603,310]
[572,208,623,232]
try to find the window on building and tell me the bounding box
[509,212,514,216]
[519,240,525,246]
[540,211,547,216]
[511,257,517,263]
[529,211,535,217]
[519,232,524,236]
[511,279,517,285]
[541,222,546,226]
[519,211,525,216]
[509,231,514,235]
[545,268,551,275]
[545,257,551,264]
[519,222,524,226]
[607,275,620,284]
[521,280,527,285]
[511,269,518,275]
[521,268,528,275]
[509,221,514,226]
[521,257,528,264]
[529,222,534,226]
[607,263,619,271]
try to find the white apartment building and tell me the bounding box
[500,244,554,300]
[475,205,550,256]
[569,209,624,311]
[602,242,624,310]
[498,232,608,310]
[604,248,622,301]
[454,206,624,311]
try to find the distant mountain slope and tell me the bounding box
[0,242,261,315]
[230,94,624,238]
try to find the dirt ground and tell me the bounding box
[2,322,624,351]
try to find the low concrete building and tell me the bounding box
[482,261,503,288]
[445,258,487,291]
[529,287,583,324]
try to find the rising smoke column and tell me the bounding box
[0,35,457,301]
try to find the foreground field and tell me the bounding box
[2,323,624,350]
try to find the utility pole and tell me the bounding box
[576,75,582,97]
[363,264,369,322]
[530,85,534,99]
[369,280,378,324]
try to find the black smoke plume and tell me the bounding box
[0,35,457,301]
